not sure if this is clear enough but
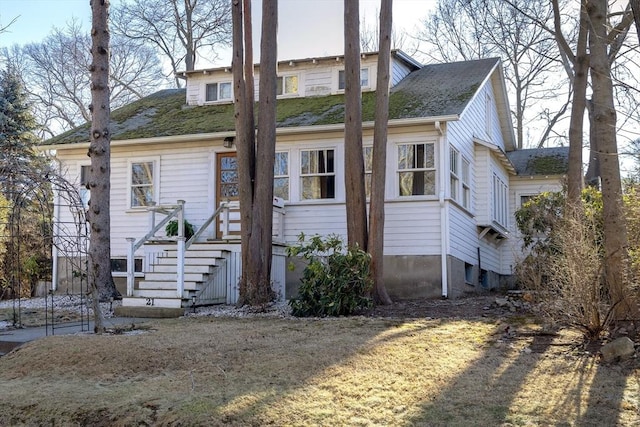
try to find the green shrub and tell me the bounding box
[287,233,373,317]
[165,219,195,240]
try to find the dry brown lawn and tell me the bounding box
[0,308,639,426]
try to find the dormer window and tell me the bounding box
[276,75,299,96]
[206,82,232,102]
[338,68,370,90]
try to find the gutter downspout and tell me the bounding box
[435,121,449,298]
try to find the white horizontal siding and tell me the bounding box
[391,59,412,87]
[448,207,477,263]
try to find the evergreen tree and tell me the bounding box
[0,67,40,194]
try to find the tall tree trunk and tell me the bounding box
[587,0,632,319]
[344,0,368,249]
[245,0,277,304]
[369,0,392,305]
[630,0,640,45]
[88,0,117,332]
[584,99,600,188]
[562,1,589,205]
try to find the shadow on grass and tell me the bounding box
[407,325,636,426]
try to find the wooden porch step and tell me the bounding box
[150,264,217,274]
[143,272,208,283]
[138,280,199,291]
[162,249,226,259]
[133,286,189,300]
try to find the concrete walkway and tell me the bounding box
[0,316,151,356]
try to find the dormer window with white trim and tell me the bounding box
[276,75,299,96]
[338,68,370,90]
[205,82,232,102]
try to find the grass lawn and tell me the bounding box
[0,313,638,426]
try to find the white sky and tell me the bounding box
[0,0,436,67]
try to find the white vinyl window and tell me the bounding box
[300,149,335,200]
[461,157,471,210]
[79,164,90,209]
[274,151,289,201]
[129,161,156,208]
[492,173,508,227]
[205,82,232,102]
[338,68,370,90]
[397,142,436,196]
[450,146,460,201]
[276,75,299,96]
[364,146,373,198]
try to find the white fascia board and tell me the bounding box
[40,115,461,152]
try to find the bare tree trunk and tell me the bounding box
[587,0,632,319]
[369,0,392,305]
[566,3,589,204]
[632,0,640,45]
[88,0,117,332]
[232,0,276,306]
[584,99,600,188]
[232,0,250,302]
[344,0,368,250]
[244,0,277,304]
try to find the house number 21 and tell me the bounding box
[146,298,155,306]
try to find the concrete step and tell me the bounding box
[143,272,206,283]
[138,280,198,291]
[114,304,184,318]
[121,296,183,309]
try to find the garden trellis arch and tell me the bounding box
[0,162,89,327]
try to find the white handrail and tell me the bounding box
[126,200,185,297]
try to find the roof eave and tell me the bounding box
[473,137,517,175]
[40,114,461,151]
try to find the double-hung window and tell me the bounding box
[130,161,156,208]
[79,165,91,209]
[397,142,436,196]
[364,146,373,198]
[461,158,471,210]
[338,68,370,90]
[205,82,232,102]
[492,173,508,227]
[300,149,335,200]
[274,151,289,200]
[450,147,460,201]
[276,75,298,96]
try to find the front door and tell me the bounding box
[216,152,240,239]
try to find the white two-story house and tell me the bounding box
[41,50,568,312]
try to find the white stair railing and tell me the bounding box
[126,200,185,297]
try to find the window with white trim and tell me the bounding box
[450,146,459,201]
[79,165,90,209]
[276,75,299,96]
[300,149,335,200]
[129,161,156,208]
[492,173,508,227]
[461,157,471,210]
[364,146,373,198]
[274,151,289,200]
[111,258,143,276]
[338,68,370,90]
[205,82,232,102]
[398,142,436,196]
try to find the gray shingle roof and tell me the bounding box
[44,57,501,146]
[391,57,500,118]
[507,147,569,176]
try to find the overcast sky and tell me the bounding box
[0,0,436,67]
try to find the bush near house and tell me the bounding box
[287,234,373,317]
[515,187,639,339]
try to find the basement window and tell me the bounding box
[111,258,143,277]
